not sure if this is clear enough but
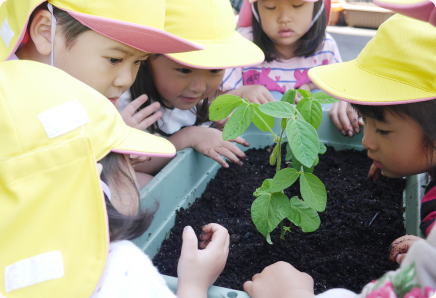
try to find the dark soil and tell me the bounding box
[153,145,406,294]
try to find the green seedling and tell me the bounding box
[209,89,337,244]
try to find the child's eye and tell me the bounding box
[109,58,122,65]
[376,129,390,136]
[293,3,304,8]
[265,6,276,10]
[177,68,192,74]
[210,69,223,74]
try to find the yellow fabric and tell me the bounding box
[308,14,436,104]
[0,60,176,160]
[165,0,264,68]
[0,137,108,297]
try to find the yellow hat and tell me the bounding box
[308,14,436,105]
[374,0,436,26]
[0,61,176,160]
[164,0,265,69]
[0,0,205,62]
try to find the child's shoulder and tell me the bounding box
[322,33,339,49]
[237,26,254,42]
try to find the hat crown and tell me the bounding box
[356,14,436,92]
[165,0,238,44]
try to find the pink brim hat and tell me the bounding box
[238,0,331,28]
[67,10,204,54]
[374,0,436,26]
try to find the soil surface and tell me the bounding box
[153,145,406,294]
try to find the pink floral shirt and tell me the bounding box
[222,27,342,93]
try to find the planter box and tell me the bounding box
[329,1,345,26]
[133,108,425,298]
[344,2,395,28]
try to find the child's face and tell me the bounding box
[257,0,314,48]
[362,111,433,178]
[149,55,224,110]
[54,30,150,107]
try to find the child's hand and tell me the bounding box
[329,101,362,137]
[244,261,315,298]
[177,224,230,298]
[368,163,382,182]
[213,117,228,131]
[226,85,275,105]
[119,94,162,131]
[389,235,422,264]
[129,155,151,166]
[185,126,249,168]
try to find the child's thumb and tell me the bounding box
[180,226,198,256]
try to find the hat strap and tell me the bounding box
[47,3,57,67]
[100,180,112,201]
[251,3,261,24]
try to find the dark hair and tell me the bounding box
[252,1,327,62]
[100,152,158,241]
[351,101,436,178]
[129,55,211,134]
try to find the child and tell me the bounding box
[242,14,436,298]
[0,60,229,297]
[121,0,265,186]
[222,0,341,105]
[0,0,203,132]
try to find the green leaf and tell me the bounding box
[300,173,327,212]
[254,179,273,197]
[296,98,323,130]
[281,89,297,105]
[251,193,291,238]
[270,168,300,192]
[222,104,255,141]
[252,103,275,132]
[319,142,327,154]
[288,197,321,232]
[312,92,338,104]
[297,89,312,99]
[209,95,244,121]
[259,102,296,118]
[291,154,315,174]
[266,233,273,244]
[270,144,278,166]
[286,118,319,167]
[285,142,293,161]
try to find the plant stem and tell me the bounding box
[253,111,278,140]
[280,220,284,247]
[276,129,285,173]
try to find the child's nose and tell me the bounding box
[362,127,378,152]
[114,67,135,90]
[188,76,207,94]
[277,6,293,23]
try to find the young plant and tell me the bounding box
[209,90,337,244]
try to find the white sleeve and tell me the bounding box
[316,289,357,298]
[91,240,178,298]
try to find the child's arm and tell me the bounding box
[134,126,249,175]
[119,94,162,131]
[177,224,229,298]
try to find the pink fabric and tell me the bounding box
[223,29,341,93]
[374,0,436,26]
[422,186,436,204]
[66,10,204,54]
[238,0,331,28]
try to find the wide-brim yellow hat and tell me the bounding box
[164,0,264,69]
[0,0,205,62]
[374,0,436,26]
[0,60,176,160]
[308,14,436,105]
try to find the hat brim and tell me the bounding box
[111,128,176,158]
[308,60,436,105]
[67,10,205,54]
[374,0,436,26]
[164,32,265,69]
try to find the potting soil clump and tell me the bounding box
[153,145,407,294]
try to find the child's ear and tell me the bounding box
[28,10,54,56]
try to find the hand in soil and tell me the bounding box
[368,163,382,182]
[329,101,362,137]
[177,224,230,298]
[389,235,422,264]
[188,126,249,168]
[244,261,315,298]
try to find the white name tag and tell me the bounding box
[38,99,90,138]
[5,251,64,292]
[1,18,14,48]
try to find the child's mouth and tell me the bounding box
[279,28,293,38]
[180,96,198,103]
[373,160,383,169]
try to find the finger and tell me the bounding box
[373,168,381,182]
[329,102,346,135]
[201,223,229,249]
[207,151,229,168]
[367,164,378,179]
[337,103,354,136]
[251,273,261,281]
[133,101,161,122]
[389,241,411,262]
[180,226,198,257]
[346,105,360,134]
[199,241,210,249]
[230,136,250,147]
[358,117,364,126]
[123,94,149,114]
[223,141,247,159]
[396,253,406,264]
[216,146,243,165]
[263,90,275,103]
[243,281,253,295]
[136,111,162,131]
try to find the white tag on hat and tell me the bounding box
[5,251,64,292]
[38,99,90,138]
[1,18,14,49]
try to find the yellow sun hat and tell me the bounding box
[0,0,205,62]
[308,14,436,105]
[164,0,265,69]
[374,0,436,26]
